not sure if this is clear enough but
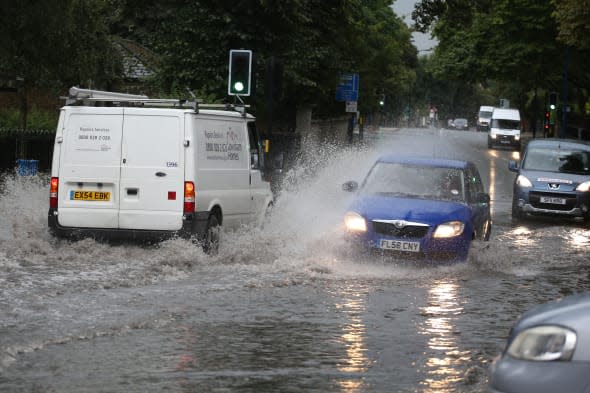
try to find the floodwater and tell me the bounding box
[1,128,589,393]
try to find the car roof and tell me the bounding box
[526,138,590,151]
[376,155,471,170]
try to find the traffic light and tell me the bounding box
[544,110,550,131]
[549,92,557,110]
[228,50,252,96]
[379,94,385,107]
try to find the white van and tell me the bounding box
[487,108,522,150]
[477,105,494,131]
[48,87,276,253]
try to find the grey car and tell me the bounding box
[488,292,590,393]
[509,138,590,222]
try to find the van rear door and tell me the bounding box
[118,108,185,231]
[57,107,124,229]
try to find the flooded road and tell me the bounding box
[1,128,589,392]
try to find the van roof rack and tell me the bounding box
[63,87,250,116]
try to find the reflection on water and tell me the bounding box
[335,284,371,392]
[418,280,470,392]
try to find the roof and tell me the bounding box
[62,105,254,119]
[527,138,590,150]
[376,155,471,169]
[492,108,520,120]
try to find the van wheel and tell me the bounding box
[202,214,220,255]
[487,137,493,149]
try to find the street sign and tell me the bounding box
[336,73,359,102]
[345,101,357,113]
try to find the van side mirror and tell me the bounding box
[251,152,260,169]
[270,151,284,170]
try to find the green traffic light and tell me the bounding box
[550,104,556,110]
[233,81,244,93]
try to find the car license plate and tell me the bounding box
[540,196,566,205]
[379,239,420,252]
[70,190,111,201]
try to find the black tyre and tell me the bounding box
[487,137,493,149]
[202,214,220,255]
[511,197,524,221]
[483,220,492,241]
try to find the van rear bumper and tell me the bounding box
[48,209,209,243]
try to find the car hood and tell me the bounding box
[348,194,471,224]
[520,169,590,190]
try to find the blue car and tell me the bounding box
[488,292,590,393]
[509,139,590,222]
[342,156,492,262]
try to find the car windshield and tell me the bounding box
[479,111,493,118]
[361,162,466,202]
[491,119,520,129]
[523,147,590,174]
[455,119,467,125]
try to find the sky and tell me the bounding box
[391,0,438,53]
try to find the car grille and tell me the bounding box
[529,191,577,211]
[372,222,429,238]
[498,135,516,143]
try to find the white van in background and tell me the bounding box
[48,87,277,253]
[477,105,494,131]
[487,107,522,150]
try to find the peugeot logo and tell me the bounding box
[393,220,406,229]
[548,183,560,190]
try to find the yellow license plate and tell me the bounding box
[70,190,111,201]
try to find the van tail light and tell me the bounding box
[50,177,59,208]
[184,181,195,213]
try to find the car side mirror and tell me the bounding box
[342,180,358,192]
[475,192,490,204]
[508,160,519,172]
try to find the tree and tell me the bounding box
[0,0,122,129]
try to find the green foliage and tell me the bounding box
[111,0,417,119]
[0,107,58,131]
[552,0,590,50]
[0,0,122,89]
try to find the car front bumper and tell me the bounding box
[345,232,471,262]
[488,355,590,393]
[514,190,590,219]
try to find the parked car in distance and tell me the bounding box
[509,138,590,223]
[342,156,492,263]
[452,118,469,130]
[488,292,590,393]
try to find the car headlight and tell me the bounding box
[433,221,464,238]
[516,175,533,188]
[507,325,577,361]
[344,212,367,232]
[576,181,590,192]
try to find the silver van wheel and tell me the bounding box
[203,215,220,255]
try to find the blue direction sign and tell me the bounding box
[335,73,359,102]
